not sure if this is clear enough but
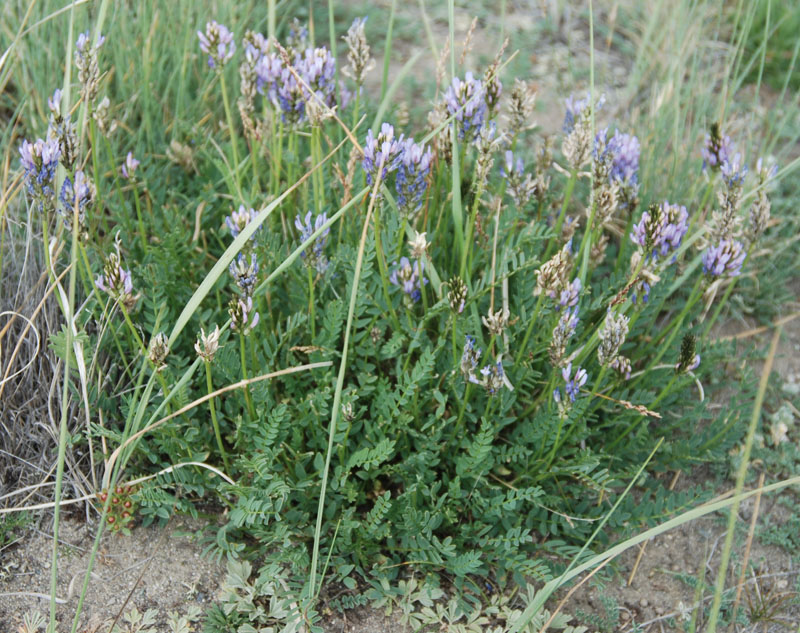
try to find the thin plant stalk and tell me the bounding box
[205,360,230,473]
[706,326,782,632]
[218,71,242,195]
[239,331,256,419]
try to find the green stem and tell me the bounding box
[544,170,577,261]
[307,265,316,340]
[240,332,256,420]
[132,184,147,252]
[219,72,242,195]
[205,361,230,473]
[514,293,546,368]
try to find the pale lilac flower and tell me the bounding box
[121,152,140,180]
[198,21,236,69]
[558,278,581,309]
[562,362,588,402]
[229,253,259,295]
[226,205,259,239]
[630,202,688,260]
[74,31,105,103]
[195,325,221,363]
[720,153,748,188]
[460,335,482,381]
[476,360,508,395]
[60,170,94,223]
[607,132,640,187]
[563,94,590,133]
[701,124,733,171]
[549,306,579,366]
[48,88,62,117]
[96,236,138,311]
[19,137,60,207]
[444,72,487,140]
[229,295,260,335]
[502,150,536,207]
[396,138,432,218]
[702,239,746,278]
[342,16,374,85]
[295,210,330,273]
[362,123,403,186]
[389,256,426,303]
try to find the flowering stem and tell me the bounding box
[218,71,242,195]
[239,332,256,420]
[373,203,402,332]
[307,265,316,340]
[132,183,147,252]
[311,126,324,215]
[451,314,459,368]
[453,382,473,445]
[461,177,485,279]
[205,360,230,473]
[577,201,598,286]
[544,169,577,260]
[514,292,545,368]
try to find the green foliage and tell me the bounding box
[3,0,799,630]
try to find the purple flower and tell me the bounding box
[389,256,426,303]
[76,30,104,56]
[608,132,640,186]
[558,278,581,309]
[60,170,93,220]
[562,362,588,402]
[255,45,336,126]
[96,238,138,311]
[563,93,604,133]
[720,153,748,188]
[460,334,482,379]
[19,137,61,206]
[701,124,734,172]
[702,239,746,278]
[229,295,260,335]
[198,21,235,69]
[362,123,404,186]
[226,205,259,239]
[121,152,140,180]
[477,360,507,394]
[395,138,432,218]
[295,210,330,273]
[630,202,688,260]
[229,253,259,295]
[444,72,487,140]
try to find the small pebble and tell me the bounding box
[656,606,664,615]
[640,598,649,607]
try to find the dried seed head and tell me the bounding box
[408,231,429,260]
[148,332,170,371]
[342,17,374,86]
[447,276,468,314]
[535,243,572,299]
[482,307,510,337]
[597,310,629,367]
[195,325,221,363]
[507,79,537,137]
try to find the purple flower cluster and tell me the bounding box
[558,278,581,310]
[563,93,604,133]
[477,360,507,395]
[197,21,235,69]
[444,72,487,140]
[19,137,61,206]
[60,170,93,220]
[389,256,426,303]
[720,153,748,188]
[229,295,260,334]
[553,362,588,405]
[295,210,330,273]
[362,123,404,186]
[121,152,140,180]
[702,239,746,278]
[607,132,640,186]
[76,31,105,56]
[226,205,259,239]
[630,202,689,260]
[395,138,432,218]
[229,253,260,295]
[255,46,336,126]
[701,124,733,171]
[460,335,482,379]
[96,237,138,311]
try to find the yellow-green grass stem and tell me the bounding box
[218,71,242,197]
[239,331,256,420]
